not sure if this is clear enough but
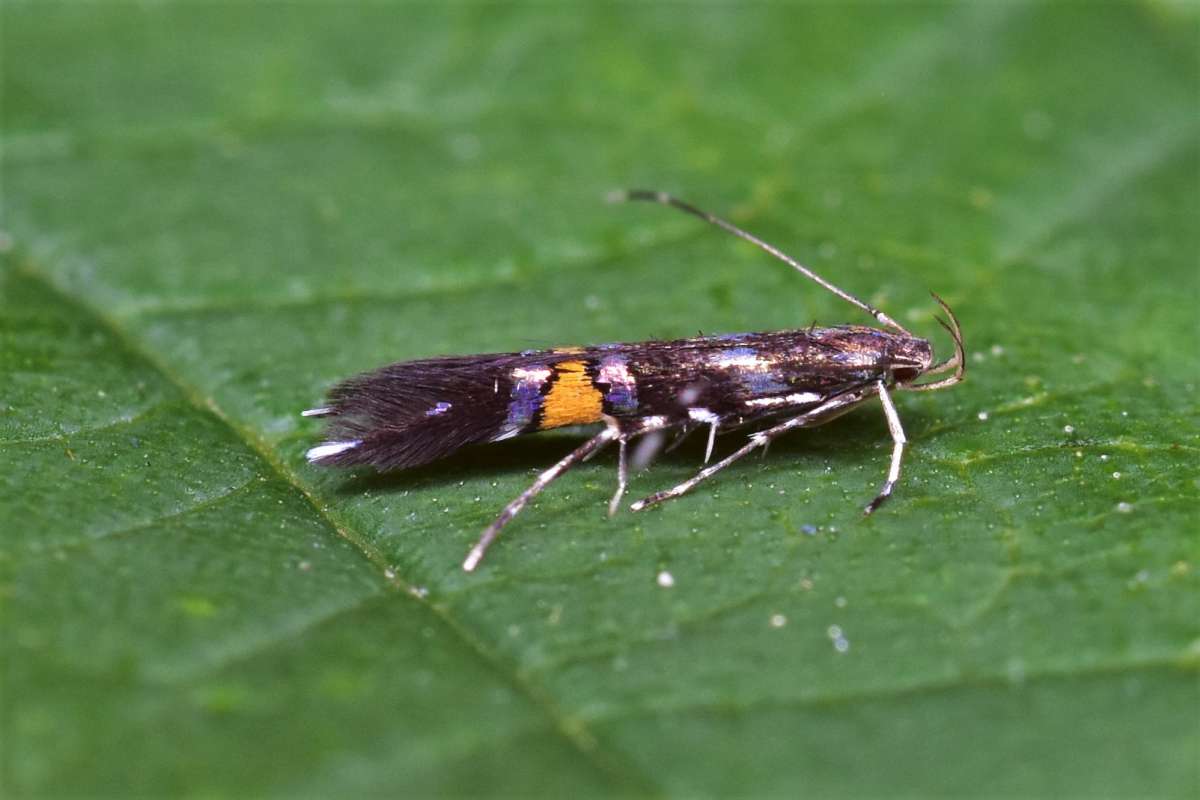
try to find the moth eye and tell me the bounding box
[894,367,921,384]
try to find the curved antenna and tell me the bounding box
[904,292,965,392]
[609,189,912,336]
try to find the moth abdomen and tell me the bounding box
[305,351,627,470]
[306,354,518,469]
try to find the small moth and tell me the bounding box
[306,191,965,571]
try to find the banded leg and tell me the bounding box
[630,390,872,512]
[864,380,906,514]
[463,426,618,572]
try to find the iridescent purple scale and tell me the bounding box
[496,364,550,440]
[597,355,638,414]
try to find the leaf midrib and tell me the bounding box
[10,256,660,796]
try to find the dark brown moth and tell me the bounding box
[305,191,965,571]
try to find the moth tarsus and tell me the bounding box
[307,190,966,572]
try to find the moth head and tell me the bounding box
[890,337,935,386]
[895,293,966,391]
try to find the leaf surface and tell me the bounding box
[3,3,1198,796]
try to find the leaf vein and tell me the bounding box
[0,399,171,446]
[12,261,659,795]
[582,657,1199,726]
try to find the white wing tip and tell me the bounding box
[306,440,361,462]
[301,407,334,418]
[462,546,485,572]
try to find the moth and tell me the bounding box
[305,191,965,571]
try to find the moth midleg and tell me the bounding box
[630,389,873,512]
[608,436,629,518]
[609,415,673,516]
[463,424,619,572]
[703,420,719,464]
[664,423,697,455]
[864,380,907,515]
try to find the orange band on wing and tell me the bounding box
[540,360,604,429]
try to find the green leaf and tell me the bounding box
[3,2,1197,796]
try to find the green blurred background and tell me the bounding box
[3,2,1197,797]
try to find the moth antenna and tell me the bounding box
[611,189,912,336]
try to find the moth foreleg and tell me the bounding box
[463,426,619,572]
[864,380,906,514]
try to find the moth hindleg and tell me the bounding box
[629,390,873,512]
[463,425,619,572]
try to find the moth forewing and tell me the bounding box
[306,192,965,571]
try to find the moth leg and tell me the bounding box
[630,390,873,512]
[664,423,697,454]
[463,426,618,572]
[631,419,802,511]
[864,380,906,514]
[703,420,719,464]
[608,436,629,517]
